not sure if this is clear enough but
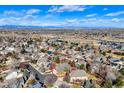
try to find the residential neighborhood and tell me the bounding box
[0,29,124,88]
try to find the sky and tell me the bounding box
[0,5,124,28]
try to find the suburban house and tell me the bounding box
[69,69,88,83]
[55,63,71,77]
[109,58,124,70]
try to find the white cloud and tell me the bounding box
[87,18,97,21]
[48,6,58,12]
[0,14,38,26]
[111,18,120,22]
[3,9,41,16]
[1,9,124,28]
[26,9,41,15]
[98,19,104,22]
[66,19,78,23]
[22,15,37,21]
[44,14,54,19]
[105,11,124,16]
[80,18,97,22]
[0,17,21,25]
[103,8,108,11]
[3,10,21,16]
[48,5,86,13]
[63,18,124,28]
[86,13,97,17]
[0,16,123,28]
[41,22,64,27]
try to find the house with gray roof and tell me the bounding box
[69,70,88,83]
[56,63,71,74]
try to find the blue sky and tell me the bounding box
[0,5,124,28]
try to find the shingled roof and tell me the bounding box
[70,70,87,77]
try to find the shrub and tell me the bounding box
[119,68,124,76]
[80,64,84,70]
[55,57,60,64]
[103,80,113,88]
[107,50,111,53]
[114,77,124,88]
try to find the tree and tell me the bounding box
[119,68,124,76]
[86,63,91,72]
[27,39,33,45]
[41,49,46,53]
[84,44,89,49]
[69,61,76,68]
[44,74,57,87]
[64,67,70,73]
[102,51,106,56]
[21,48,27,54]
[104,33,108,37]
[120,57,124,61]
[80,64,84,70]
[69,46,73,49]
[115,80,124,88]
[107,50,111,53]
[65,41,68,44]
[103,80,113,88]
[0,76,4,82]
[55,57,60,64]
[76,47,81,51]
[117,45,122,50]
[11,52,19,60]
[31,59,37,64]
[35,74,40,81]
[114,77,124,88]
[63,73,70,83]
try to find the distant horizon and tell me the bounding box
[0,5,124,28]
[1,24,124,29]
